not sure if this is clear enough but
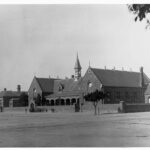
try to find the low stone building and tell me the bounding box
[28,54,83,109]
[28,77,58,108]
[0,85,28,107]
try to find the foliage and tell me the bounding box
[35,94,42,106]
[128,4,150,28]
[84,90,108,103]
[84,90,108,115]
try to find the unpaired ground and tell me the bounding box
[0,109,150,147]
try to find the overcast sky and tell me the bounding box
[0,4,150,91]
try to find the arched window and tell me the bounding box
[58,84,64,92]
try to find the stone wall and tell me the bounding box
[119,101,150,113]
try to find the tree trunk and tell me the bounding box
[93,101,98,115]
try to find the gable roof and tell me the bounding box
[53,78,80,93]
[46,77,83,98]
[90,68,150,88]
[35,77,59,93]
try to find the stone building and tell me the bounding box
[28,54,83,109]
[80,66,150,104]
[0,85,28,107]
[28,54,150,109]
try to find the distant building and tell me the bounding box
[0,85,28,107]
[28,54,150,110]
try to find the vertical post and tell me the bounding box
[119,101,126,113]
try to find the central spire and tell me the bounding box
[74,53,82,81]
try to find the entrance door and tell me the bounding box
[30,103,35,112]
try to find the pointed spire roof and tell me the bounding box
[74,53,81,69]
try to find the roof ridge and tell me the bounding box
[36,77,58,80]
[90,67,140,74]
[35,77,43,91]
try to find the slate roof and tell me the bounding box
[46,77,83,98]
[36,77,59,93]
[46,91,82,99]
[0,91,27,98]
[91,68,150,88]
[53,78,81,92]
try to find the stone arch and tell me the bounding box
[61,99,65,105]
[50,99,55,106]
[66,98,71,105]
[77,98,80,104]
[55,99,60,105]
[29,102,35,112]
[71,98,76,105]
[45,99,50,106]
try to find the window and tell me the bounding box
[125,92,129,99]
[58,84,64,92]
[133,92,137,99]
[88,69,91,73]
[107,92,111,98]
[33,88,36,93]
[116,92,120,99]
[88,82,93,88]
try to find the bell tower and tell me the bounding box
[74,53,82,81]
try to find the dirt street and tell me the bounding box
[0,111,150,147]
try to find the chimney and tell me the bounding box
[112,67,115,70]
[140,66,144,87]
[4,88,7,92]
[104,66,106,70]
[122,67,124,71]
[17,85,21,92]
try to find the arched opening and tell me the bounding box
[77,98,80,104]
[55,99,60,105]
[71,98,76,105]
[30,103,35,112]
[66,99,70,105]
[45,99,50,106]
[50,99,55,106]
[61,99,65,105]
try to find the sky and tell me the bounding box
[0,4,150,91]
